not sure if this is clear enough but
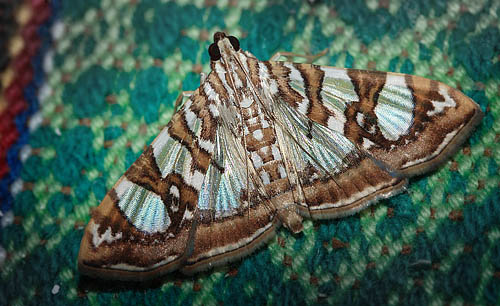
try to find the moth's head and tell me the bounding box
[208,32,240,64]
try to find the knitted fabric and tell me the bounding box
[1,0,500,305]
[0,0,52,208]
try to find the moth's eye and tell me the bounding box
[208,43,221,61]
[228,36,240,51]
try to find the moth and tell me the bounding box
[78,32,483,281]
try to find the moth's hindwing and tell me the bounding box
[267,62,483,177]
[78,87,217,281]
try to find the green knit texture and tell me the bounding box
[2,0,500,305]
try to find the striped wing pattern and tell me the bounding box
[78,86,218,280]
[78,37,482,280]
[270,90,405,219]
[267,62,482,176]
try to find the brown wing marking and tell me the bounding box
[298,155,407,219]
[294,63,336,125]
[182,202,278,274]
[78,89,217,281]
[272,62,482,177]
[366,74,482,175]
[77,182,196,281]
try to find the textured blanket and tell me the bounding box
[1,0,499,305]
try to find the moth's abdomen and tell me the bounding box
[242,96,288,188]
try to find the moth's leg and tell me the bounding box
[268,48,328,63]
[173,90,194,113]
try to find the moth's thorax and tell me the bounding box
[212,55,251,94]
[212,43,288,189]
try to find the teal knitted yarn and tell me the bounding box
[1,1,499,305]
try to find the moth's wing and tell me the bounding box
[267,87,407,219]
[78,87,217,281]
[266,61,483,177]
[181,81,279,274]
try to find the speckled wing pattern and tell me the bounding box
[78,42,482,281]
